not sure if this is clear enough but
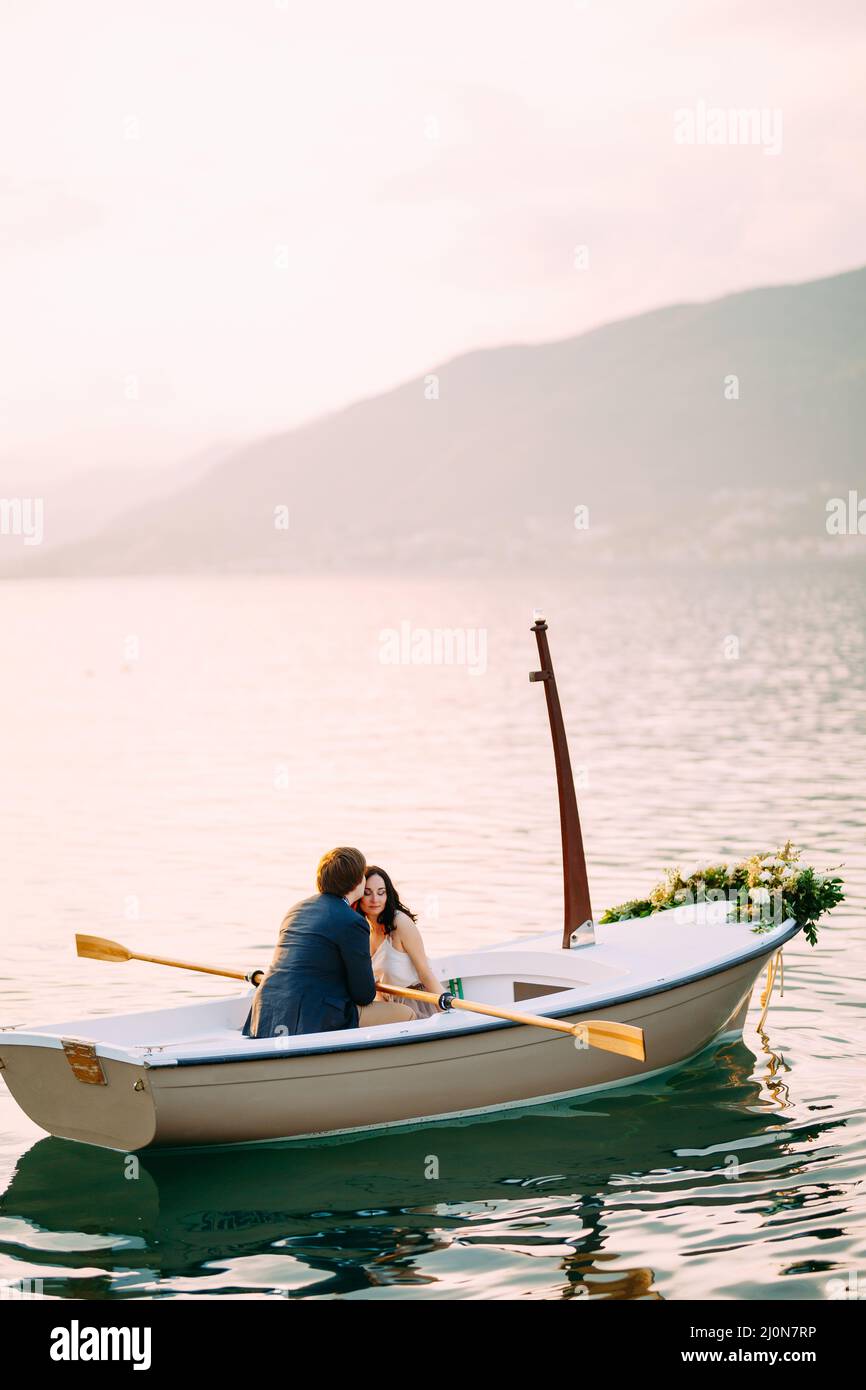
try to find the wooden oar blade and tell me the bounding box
[75,933,253,982]
[75,933,131,964]
[581,1019,646,1062]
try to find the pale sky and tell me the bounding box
[1,0,864,475]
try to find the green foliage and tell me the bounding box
[600,842,844,945]
[786,866,846,946]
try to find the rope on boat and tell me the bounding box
[757,949,784,1031]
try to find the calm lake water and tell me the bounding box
[1,566,864,1300]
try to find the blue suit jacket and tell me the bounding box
[242,893,377,1038]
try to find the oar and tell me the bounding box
[376,982,646,1060]
[75,934,264,985]
[75,934,645,1061]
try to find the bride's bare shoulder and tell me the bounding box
[392,910,422,941]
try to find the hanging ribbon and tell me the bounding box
[757,948,785,1031]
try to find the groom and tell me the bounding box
[243,846,413,1038]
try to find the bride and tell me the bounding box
[358,866,446,1018]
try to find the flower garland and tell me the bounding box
[600,841,844,945]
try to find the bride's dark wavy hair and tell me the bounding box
[358,865,417,933]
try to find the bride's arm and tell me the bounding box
[392,912,446,1002]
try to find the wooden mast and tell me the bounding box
[529,611,594,950]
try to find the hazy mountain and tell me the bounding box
[4,466,181,551]
[5,266,865,575]
[0,442,236,556]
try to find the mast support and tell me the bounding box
[530,612,594,950]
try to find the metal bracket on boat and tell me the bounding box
[62,1038,107,1086]
[568,919,596,949]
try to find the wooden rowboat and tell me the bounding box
[0,905,797,1151]
[0,614,800,1151]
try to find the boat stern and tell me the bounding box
[0,1034,158,1151]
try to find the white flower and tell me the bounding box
[759,871,773,882]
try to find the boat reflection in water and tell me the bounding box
[0,1036,832,1301]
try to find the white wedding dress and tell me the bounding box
[371,933,438,1018]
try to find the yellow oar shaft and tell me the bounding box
[384,985,580,1036]
[376,981,645,1059]
[130,950,249,981]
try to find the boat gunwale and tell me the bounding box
[160,917,801,1068]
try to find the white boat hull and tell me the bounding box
[0,908,799,1151]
